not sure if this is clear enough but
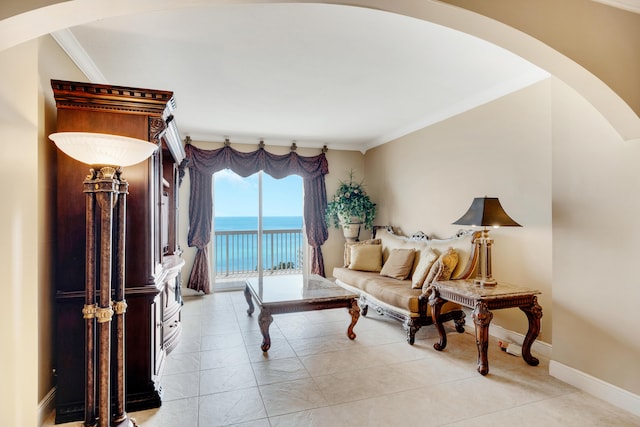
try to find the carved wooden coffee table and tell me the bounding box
[244,274,360,352]
[428,280,542,375]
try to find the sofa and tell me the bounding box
[333,226,481,344]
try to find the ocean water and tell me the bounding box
[213,216,304,274]
[214,216,303,231]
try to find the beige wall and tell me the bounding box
[362,74,640,396]
[551,77,640,395]
[0,34,84,425]
[0,39,40,427]
[364,80,553,342]
[36,34,86,413]
[441,0,640,120]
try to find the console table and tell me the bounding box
[428,280,542,375]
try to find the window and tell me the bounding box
[212,170,304,289]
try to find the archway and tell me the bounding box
[1,0,638,139]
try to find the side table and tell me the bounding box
[428,280,542,375]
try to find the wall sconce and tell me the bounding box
[453,197,521,287]
[49,132,157,427]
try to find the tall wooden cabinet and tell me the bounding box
[51,80,185,423]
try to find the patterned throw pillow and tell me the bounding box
[411,248,439,289]
[348,244,383,272]
[423,247,459,291]
[380,248,416,280]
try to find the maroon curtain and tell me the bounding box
[185,144,329,293]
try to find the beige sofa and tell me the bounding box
[333,226,480,344]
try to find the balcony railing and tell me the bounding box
[213,228,303,278]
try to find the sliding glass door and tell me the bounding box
[212,170,303,288]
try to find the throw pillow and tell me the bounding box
[423,247,459,289]
[380,248,416,280]
[349,244,382,272]
[344,238,381,267]
[411,248,439,289]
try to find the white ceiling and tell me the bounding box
[53,3,549,153]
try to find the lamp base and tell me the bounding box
[474,277,497,287]
[113,416,138,427]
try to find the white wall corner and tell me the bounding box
[38,386,56,426]
[549,360,640,418]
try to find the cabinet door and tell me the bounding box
[153,292,165,380]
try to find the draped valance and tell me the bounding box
[185,144,329,294]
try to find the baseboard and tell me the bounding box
[38,386,56,427]
[461,321,640,418]
[463,322,552,359]
[549,360,640,418]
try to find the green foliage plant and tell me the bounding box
[325,170,377,230]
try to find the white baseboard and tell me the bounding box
[549,360,640,418]
[462,320,640,418]
[463,322,552,359]
[38,386,56,426]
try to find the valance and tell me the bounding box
[185,144,329,293]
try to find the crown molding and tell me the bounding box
[50,28,108,84]
[592,0,640,13]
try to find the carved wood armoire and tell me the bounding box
[51,80,185,423]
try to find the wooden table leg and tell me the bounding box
[244,285,254,316]
[347,298,360,340]
[258,309,273,352]
[520,296,543,366]
[429,290,447,351]
[472,302,493,376]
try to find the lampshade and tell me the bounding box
[453,197,521,227]
[49,132,157,167]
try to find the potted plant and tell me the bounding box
[325,170,377,241]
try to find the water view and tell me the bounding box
[213,216,304,276]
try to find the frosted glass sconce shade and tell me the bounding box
[49,132,157,166]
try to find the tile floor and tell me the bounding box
[45,290,640,427]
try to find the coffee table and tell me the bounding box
[428,279,542,375]
[244,274,360,352]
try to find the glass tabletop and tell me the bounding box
[245,274,357,305]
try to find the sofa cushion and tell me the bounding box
[411,247,439,289]
[380,248,415,280]
[334,267,380,291]
[363,277,420,313]
[334,267,463,316]
[349,244,382,272]
[344,238,381,267]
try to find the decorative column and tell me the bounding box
[50,132,156,427]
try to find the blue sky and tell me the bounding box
[214,170,303,217]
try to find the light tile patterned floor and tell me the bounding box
[45,290,640,426]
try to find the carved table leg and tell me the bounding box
[244,285,254,316]
[347,298,360,340]
[429,290,447,351]
[404,319,420,345]
[519,296,543,366]
[258,309,273,352]
[472,302,493,376]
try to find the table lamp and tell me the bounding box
[50,132,157,427]
[453,197,521,287]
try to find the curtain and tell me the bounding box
[185,144,329,293]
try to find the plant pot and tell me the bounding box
[340,217,363,242]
